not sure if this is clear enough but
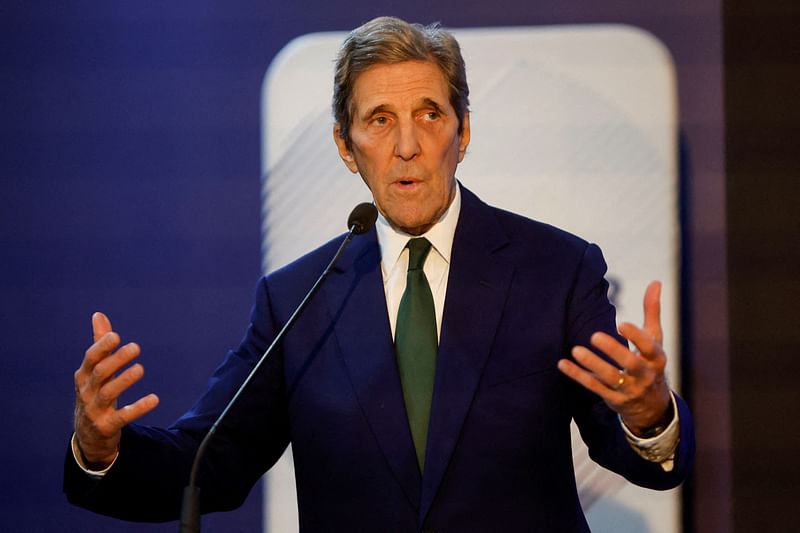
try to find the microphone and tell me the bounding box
[179,203,378,532]
[348,202,379,235]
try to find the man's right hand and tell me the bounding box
[73,312,159,469]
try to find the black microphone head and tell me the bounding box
[347,203,378,235]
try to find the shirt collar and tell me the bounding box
[375,183,462,275]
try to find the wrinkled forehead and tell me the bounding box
[349,60,452,116]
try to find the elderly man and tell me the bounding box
[66,16,694,532]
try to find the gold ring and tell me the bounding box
[613,368,626,390]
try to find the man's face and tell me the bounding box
[334,60,470,236]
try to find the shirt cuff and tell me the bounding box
[619,392,680,472]
[71,433,118,478]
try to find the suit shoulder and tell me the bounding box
[490,205,594,260]
[263,233,349,287]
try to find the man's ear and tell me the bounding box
[333,124,359,173]
[457,112,471,163]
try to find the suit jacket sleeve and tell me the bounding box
[565,243,694,489]
[63,276,291,522]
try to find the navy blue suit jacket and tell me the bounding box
[64,187,694,531]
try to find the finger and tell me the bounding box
[76,331,121,386]
[587,332,639,371]
[642,281,663,345]
[92,312,113,343]
[108,393,160,428]
[90,342,141,387]
[617,322,664,363]
[557,359,624,402]
[94,362,145,408]
[571,344,628,386]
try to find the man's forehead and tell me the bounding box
[350,60,450,110]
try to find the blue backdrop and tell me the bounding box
[1,2,723,531]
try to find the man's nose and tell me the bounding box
[394,122,420,161]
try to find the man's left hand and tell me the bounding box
[557,281,672,436]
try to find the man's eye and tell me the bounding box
[425,112,439,120]
[373,116,388,125]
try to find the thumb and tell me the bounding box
[642,281,663,345]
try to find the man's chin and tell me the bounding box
[387,217,436,236]
[380,203,444,236]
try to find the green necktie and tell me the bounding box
[395,237,438,473]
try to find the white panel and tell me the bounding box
[261,25,680,533]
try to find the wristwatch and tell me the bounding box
[637,398,675,438]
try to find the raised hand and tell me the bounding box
[73,312,159,468]
[557,281,672,436]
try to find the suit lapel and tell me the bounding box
[419,187,514,523]
[323,229,422,509]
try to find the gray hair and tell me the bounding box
[333,16,470,149]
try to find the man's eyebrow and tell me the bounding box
[360,98,446,120]
[421,98,446,113]
[363,104,391,120]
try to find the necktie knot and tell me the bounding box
[407,238,432,271]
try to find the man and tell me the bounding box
[66,17,694,531]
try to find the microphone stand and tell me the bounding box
[179,204,376,532]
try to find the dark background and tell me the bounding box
[1,0,795,531]
[724,0,800,529]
